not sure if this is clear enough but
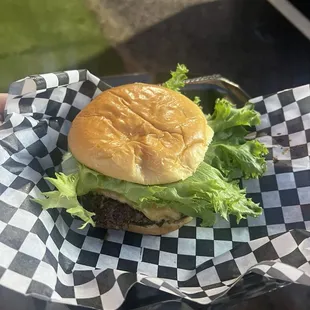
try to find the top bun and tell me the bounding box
[68,83,213,185]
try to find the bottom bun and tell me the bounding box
[125,216,193,235]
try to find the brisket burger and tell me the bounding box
[36,65,266,235]
[68,83,214,235]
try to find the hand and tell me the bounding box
[0,93,8,122]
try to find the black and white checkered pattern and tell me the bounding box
[0,71,310,309]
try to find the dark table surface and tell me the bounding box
[1,281,309,310]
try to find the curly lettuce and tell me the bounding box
[207,99,261,133]
[205,98,268,179]
[33,172,95,229]
[162,63,189,92]
[163,63,201,106]
[34,156,261,228]
[205,141,268,180]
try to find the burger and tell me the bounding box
[69,83,213,235]
[35,65,267,235]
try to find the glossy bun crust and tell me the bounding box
[68,83,213,185]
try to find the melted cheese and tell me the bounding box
[141,207,182,221]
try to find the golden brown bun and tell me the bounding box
[68,83,213,185]
[110,216,193,235]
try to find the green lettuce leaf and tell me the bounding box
[205,140,268,179]
[35,159,262,228]
[33,172,95,229]
[207,98,261,133]
[162,63,189,92]
[205,98,268,179]
[134,162,262,225]
[162,63,201,106]
[193,96,201,105]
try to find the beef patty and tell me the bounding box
[79,193,156,230]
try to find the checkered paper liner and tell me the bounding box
[1,70,310,309]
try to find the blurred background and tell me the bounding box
[1,0,310,97]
